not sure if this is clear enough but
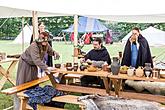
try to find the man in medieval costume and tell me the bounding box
[80,38,111,89]
[14,32,59,110]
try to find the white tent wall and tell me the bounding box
[122,27,165,46]
[13,25,33,44]
[0,0,165,23]
[141,26,165,46]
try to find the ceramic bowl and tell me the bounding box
[55,64,61,68]
[66,67,73,71]
[160,70,165,78]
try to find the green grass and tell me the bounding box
[0,40,165,109]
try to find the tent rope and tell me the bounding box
[0,18,9,29]
[0,9,17,29]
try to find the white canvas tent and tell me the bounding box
[122,26,165,46]
[0,0,165,23]
[13,25,33,44]
[141,26,165,46]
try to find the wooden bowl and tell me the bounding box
[120,66,129,74]
[120,70,127,74]
[87,66,97,72]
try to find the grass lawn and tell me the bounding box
[0,40,165,109]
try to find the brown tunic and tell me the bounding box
[16,42,54,85]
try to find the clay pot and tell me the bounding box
[73,65,78,71]
[66,62,72,67]
[127,67,135,76]
[135,67,144,77]
[54,64,61,68]
[80,65,86,71]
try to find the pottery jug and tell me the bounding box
[127,67,135,76]
[111,57,120,75]
[135,66,144,77]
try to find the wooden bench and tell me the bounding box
[1,76,49,95]
[0,74,87,110]
[1,76,50,110]
[17,91,85,110]
[15,82,108,110]
[108,74,165,104]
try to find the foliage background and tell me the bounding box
[0,16,165,41]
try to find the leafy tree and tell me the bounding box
[0,16,165,41]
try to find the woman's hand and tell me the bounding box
[129,35,136,43]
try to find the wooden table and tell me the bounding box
[108,73,165,103]
[48,68,111,95]
[0,58,19,90]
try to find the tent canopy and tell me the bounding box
[62,16,108,33]
[0,0,165,23]
[122,26,165,46]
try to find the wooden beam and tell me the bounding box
[73,15,78,63]
[55,84,107,95]
[54,84,165,104]
[52,95,84,106]
[1,76,49,95]
[32,11,38,41]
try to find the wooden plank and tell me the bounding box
[0,58,18,64]
[51,69,109,77]
[17,92,84,106]
[17,91,28,97]
[20,97,28,110]
[55,84,165,104]
[55,84,107,95]
[108,73,165,82]
[119,91,165,104]
[64,74,83,79]
[37,105,66,110]
[7,60,18,75]
[17,85,165,105]
[52,95,84,106]
[1,76,49,95]
[0,76,7,90]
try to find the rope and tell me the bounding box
[3,106,13,110]
[0,18,9,29]
[0,8,17,29]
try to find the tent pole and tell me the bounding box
[73,15,78,63]
[32,11,38,41]
[21,16,24,52]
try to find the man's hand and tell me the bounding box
[54,52,60,60]
[86,59,93,65]
[80,58,85,63]
[45,67,55,74]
